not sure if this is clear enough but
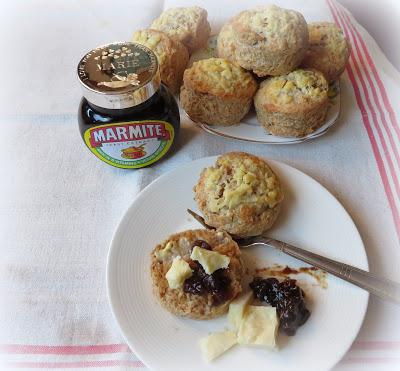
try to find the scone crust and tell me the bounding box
[180,58,257,125]
[217,5,309,76]
[150,229,242,320]
[132,29,189,94]
[194,152,284,237]
[301,22,350,82]
[151,6,211,53]
[254,69,329,137]
[181,86,252,126]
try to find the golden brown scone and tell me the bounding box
[132,29,189,94]
[150,229,242,320]
[217,5,309,76]
[194,152,284,238]
[151,6,211,53]
[180,58,257,126]
[301,22,350,82]
[254,69,329,137]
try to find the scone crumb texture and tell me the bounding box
[191,246,230,275]
[199,330,237,362]
[185,58,256,96]
[165,256,192,289]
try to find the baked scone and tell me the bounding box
[151,6,211,53]
[151,229,242,320]
[217,5,309,76]
[301,22,350,82]
[180,58,257,126]
[194,152,284,237]
[132,29,189,94]
[254,69,329,137]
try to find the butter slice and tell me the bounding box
[237,306,278,350]
[199,331,237,362]
[155,241,174,262]
[227,291,253,330]
[190,246,230,275]
[165,256,192,289]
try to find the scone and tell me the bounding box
[132,29,189,94]
[180,58,257,126]
[151,229,242,320]
[217,5,309,76]
[194,152,284,238]
[254,69,329,137]
[151,6,211,53]
[301,22,350,82]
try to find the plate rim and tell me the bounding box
[106,156,369,371]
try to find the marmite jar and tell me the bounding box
[77,42,180,169]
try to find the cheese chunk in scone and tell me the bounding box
[190,246,230,274]
[228,291,253,330]
[165,256,192,289]
[199,331,237,362]
[237,306,279,350]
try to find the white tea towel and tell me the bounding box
[1,0,399,370]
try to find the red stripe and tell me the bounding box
[0,344,131,355]
[352,341,400,350]
[341,8,400,143]
[338,6,400,173]
[343,357,400,364]
[331,0,400,198]
[327,0,400,241]
[6,360,144,369]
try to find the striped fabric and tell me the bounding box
[327,0,400,244]
[1,0,400,369]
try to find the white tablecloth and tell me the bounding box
[1,0,399,370]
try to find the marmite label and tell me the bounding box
[84,120,174,168]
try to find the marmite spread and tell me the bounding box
[77,42,180,169]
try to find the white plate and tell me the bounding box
[107,157,369,371]
[186,36,341,144]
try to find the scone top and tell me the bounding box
[308,22,349,53]
[151,6,211,53]
[302,22,350,82]
[232,5,308,50]
[200,152,283,212]
[257,69,328,111]
[183,58,257,98]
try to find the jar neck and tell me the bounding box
[86,88,162,117]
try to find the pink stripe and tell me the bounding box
[333,2,400,197]
[327,0,400,241]
[341,8,400,143]
[333,0,400,240]
[0,344,131,355]
[339,6,400,171]
[6,360,144,369]
[343,357,400,364]
[352,341,400,350]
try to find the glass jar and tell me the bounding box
[77,42,180,169]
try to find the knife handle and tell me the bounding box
[264,237,400,305]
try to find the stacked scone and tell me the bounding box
[132,4,350,136]
[181,58,257,125]
[132,6,211,94]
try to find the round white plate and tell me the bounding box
[107,157,369,371]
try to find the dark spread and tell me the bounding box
[77,42,180,169]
